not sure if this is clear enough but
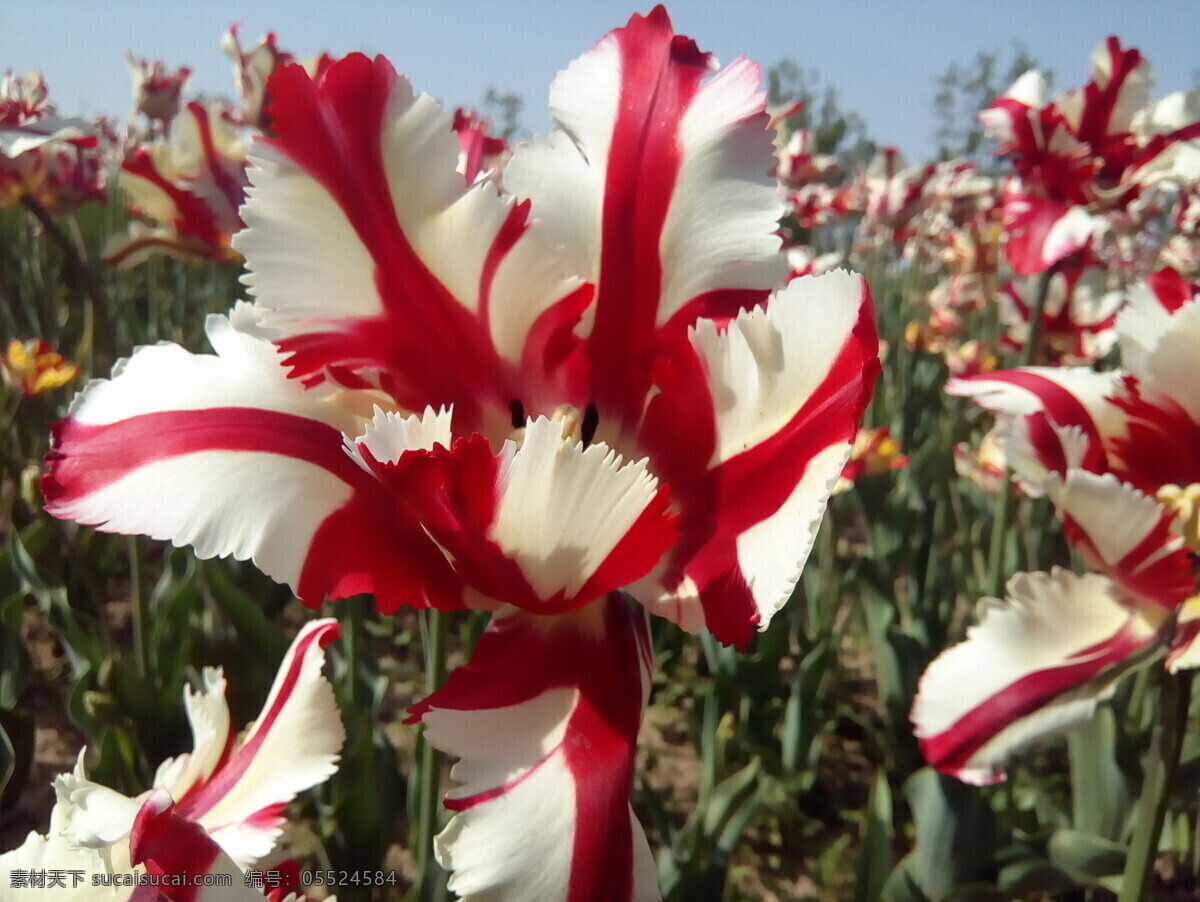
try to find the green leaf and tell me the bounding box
[0,707,33,804]
[701,758,761,839]
[905,768,999,895]
[881,854,928,902]
[1046,829,1128,884]
[1068,706,1130,841]
[995,858,1077,895]
[0,595,31,710]
[853,769,894,902]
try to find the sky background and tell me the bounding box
[4,1,1199,162]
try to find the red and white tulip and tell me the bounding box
[44,9,879,898]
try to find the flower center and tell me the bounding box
[1157,483,1200,554]
[507,400,600,448]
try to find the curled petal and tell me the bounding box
[365,417,676,614]
[129,790,278,902]
[1046,470,1195,610]
[150,669,231,800]
[173,619,344,865]
[408,595,660,902]
[43,313,463,613]
[947,367,1125,490]
[913,569,1158,785]
[631,270,878,645]
[1002,195,1094,276]
[505,5,786,426]
[235,53,584,428]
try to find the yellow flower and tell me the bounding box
[2,338,79,397]
[1157,483,1200,555]
[834,426,909,493]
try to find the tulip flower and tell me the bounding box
[0,619,343,895]
[1,70,97,210]
[981,38,1200,275]
[125,53,191,130]
[995,261,1123,365]
[44,9,878,899]
[451,108,507,184]
[2,338,79,397]
[921,269,1200,783]
[222,25,334,133]
[834,426,908,494]
[104,101,248,266]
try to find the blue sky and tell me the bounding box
[4,1,1198,161]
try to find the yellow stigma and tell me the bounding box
[550,404,583,443]
[1157,483,1200,554]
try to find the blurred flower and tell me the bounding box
[0,70,96,210]
[2,338,79,397]
[776,128,839,188]
[996,262,1123,365]
[953,428,1007,495]
[905,307,961,353]
[44,11,879,898]
[104,101,247,266]
[834,426,908,493]
[944,339,998,378]
[982,38,1200,275]
[222,24,334,132]
[126,52,191,130]
[950,267,1200,500]
[926,268,1200,782]
[862,146,933,237]
[786,244,841,279]
[452,107,507,184]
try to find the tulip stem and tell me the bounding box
[128,536,149,677]
[984,266,1054,599]
[21,194,112,369]
[417,608,448,887]
[1119,669,1193,902]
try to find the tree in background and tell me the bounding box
[931,44,1043,164]
[481,86,523,141]
[767,59,876,173]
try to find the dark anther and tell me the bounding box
[509,399,525,428]
[582,403,599,447]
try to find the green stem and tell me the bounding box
[342,595,367,710]
[128,536,149,677]
[417,608,447,880]
[21,195,113,369]
[984,266,1055,598]
[1118,670,1193,902]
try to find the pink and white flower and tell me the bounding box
[982,38,1200,275]
[222,25,334,133]
[996,262,1123,365]
[923,269,1200,783]
[0,70,98,211]
[104,101,248,266]
[0,619,343,896]
[125,53,191,130]
[44,9,878,898]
